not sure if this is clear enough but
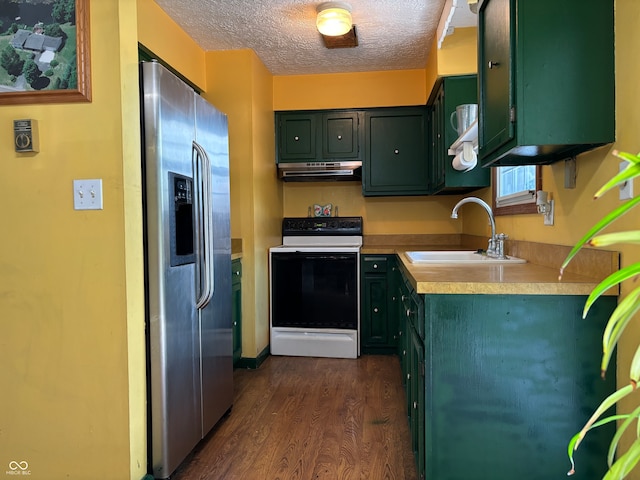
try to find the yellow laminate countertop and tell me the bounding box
[362,245,614,296]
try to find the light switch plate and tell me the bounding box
[73,179,103,210]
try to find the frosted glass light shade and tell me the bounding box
[316,2,352,37]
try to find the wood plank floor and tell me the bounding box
[172,355,418,480]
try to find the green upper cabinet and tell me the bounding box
[478,0,615,166]
[275,110,363,163]
[322,111,360,159]
[363,107,429,196]
[427,75,490,194]
[276,112,318,162]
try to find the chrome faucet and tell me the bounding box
[451,197,506,259]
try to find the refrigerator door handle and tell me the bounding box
[192,141,215,309]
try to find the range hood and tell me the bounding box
[277,161,362,182]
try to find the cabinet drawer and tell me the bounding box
[362,256,388,273]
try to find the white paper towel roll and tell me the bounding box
[452,142,477,171]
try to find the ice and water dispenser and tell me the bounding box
[169,172,195,266]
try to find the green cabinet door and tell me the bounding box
[277,112,317,162]
[478,0,614,166]
[360,255,397,354]
[410,325,425,480]
[479,0,514,158]
[424,294,616,479]
[429,87,445,192]
[231,259,242,366]
[428,75,490,194]
[323,111,362,159]
[363,107,428,196]
[398,267,426,479]
[276,110,363,164]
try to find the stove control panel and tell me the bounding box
[282,216,363,236]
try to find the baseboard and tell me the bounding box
[235,345,270,369]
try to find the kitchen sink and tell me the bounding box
[403,250,526,265]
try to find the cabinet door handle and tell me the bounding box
[394,149,400,154]
[413,401,418,410]
[294,136,300,141]
[373,307,379,313]
[337,135,342,140]
[373,264,378,269]
[488,61,500,69]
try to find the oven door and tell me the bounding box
[269,246,360,358]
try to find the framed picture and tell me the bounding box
[0,0,91,105]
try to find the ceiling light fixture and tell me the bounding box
[316,2,353,37]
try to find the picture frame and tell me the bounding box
[0,0,91,105]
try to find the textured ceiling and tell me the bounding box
[153,0,477,76]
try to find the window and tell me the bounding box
[493,165,542,215]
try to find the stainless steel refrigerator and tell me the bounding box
[140,61,233,479]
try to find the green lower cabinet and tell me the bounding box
[410,327,425,480]
[396,261,617,479]
[231,258,242,366]
[423,294,616,479]
[360,255,399,354]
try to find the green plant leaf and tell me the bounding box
[600,287,640,377]
[568,414,632,475]
[595,163,640,199]
[583,263,640,317]
[604,438,640,480]
[613,150,640,165]
[559,195,640,278]
[607,406,640,467]
[573,384,636,452]
[590,231,640,247]
[630,341,640,385]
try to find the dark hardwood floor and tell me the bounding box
[172,355,418,480]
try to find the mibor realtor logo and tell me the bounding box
[5,461,31,476]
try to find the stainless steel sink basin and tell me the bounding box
[404,250,526,265]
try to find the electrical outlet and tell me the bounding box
[543,199,555,226]
[73,179,103,210]
[619,161,634,200]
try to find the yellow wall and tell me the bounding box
[437,27,478,77]
[426,27,478,99]
[274,69,427,110]
[136,0,206,89]
[204,50,281,358]
[0,1,146,479]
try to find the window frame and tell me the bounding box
[492,165,542,216]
